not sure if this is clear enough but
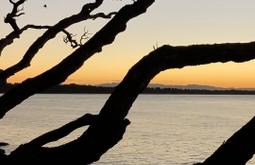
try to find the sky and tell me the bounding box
[1,0,255,88]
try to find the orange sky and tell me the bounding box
[1,0,255,88]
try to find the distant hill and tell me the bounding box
[99,83,255,91]
[1,83,255,94]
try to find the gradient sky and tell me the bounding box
[1,0,255,88]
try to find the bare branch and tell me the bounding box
[0,0,96,55]
[28,113,98,147]
[0,0,155,119]
[15,5,25,17]
[4,0,26,33]
[9,0,15,5]
[0,25,51,56]
[62,28,91,49]
[0,24,79,55]
[0,0,105,83]
[80,43,255,165]
[90,12,117,20]
[80,27,91,45]
[0,0,51,56]
[8,117,129,165]
[21,24,51,31]
[7,41,255,164]
[62,30,80,48]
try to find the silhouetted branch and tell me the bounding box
[0,0,27,56]
[0,2,155,164]
[1,1,255,164]
[95,43,255,165]
[27,113,98,147]
[82,43,255,165]
[8,117,129,165]
[90,12,117,20]
[62,28,90,48]
[0,25,51,56]
[79,27,90,45]
[198,116,255,164]
[4,0,26,33]
[95,42,255,121]
[0,0,105,83]
[0,0,155,118]
[6,41,255,164]
[62,30,80,48]
[0,25,89,56]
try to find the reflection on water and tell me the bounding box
[0,94,255,164]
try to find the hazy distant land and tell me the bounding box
[1,83,255,94]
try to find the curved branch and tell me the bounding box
[0,0,105,82]
[26,113,98,147]
[8,119,129,165]
[7,42,255,164]
[74,42,255,164]
[97,42,255,120]
[86,43,255,165]
[72,42,255,165]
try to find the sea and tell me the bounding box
[0,94,255,165]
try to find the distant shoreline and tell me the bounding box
[1,84,255,95]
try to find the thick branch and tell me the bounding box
[80,42,255,164]
[198,116,255,164]
[0,0,155,118]
[0,0,105,82]
[7,42,255,164]
[25,113,98,147]
[43,43,255,164]
[79,43,255,165]
[8,119,129,165]
[6,114,99,164]
[0,1,154,164]
[4,41,255,164]
[95,43,255,121]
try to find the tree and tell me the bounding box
[0,0,255,164]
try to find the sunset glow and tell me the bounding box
[1,0,255,88]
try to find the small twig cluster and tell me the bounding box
[63,27,91,48]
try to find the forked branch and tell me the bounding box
[4,0,26,33]
[0,0,155,119]
[25,113,98,147]
[0,0,117,82]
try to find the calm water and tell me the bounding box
[0,94,255,164]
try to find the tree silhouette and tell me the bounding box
[1,0,255,164]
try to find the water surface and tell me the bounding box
[0,94,255,164]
